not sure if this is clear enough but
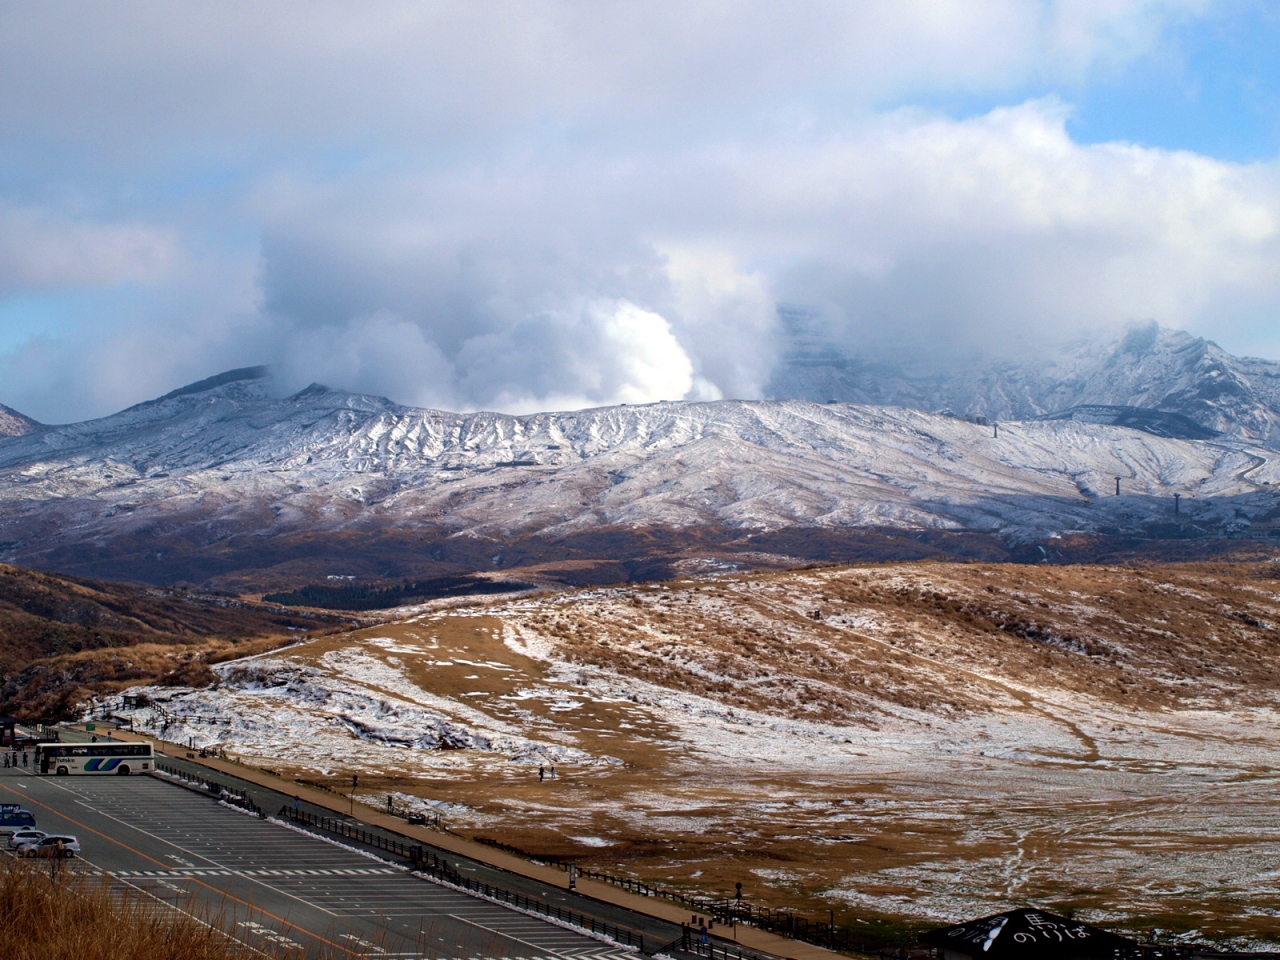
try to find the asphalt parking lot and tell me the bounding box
[0,765,639,959]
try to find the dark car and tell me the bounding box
[0,804,36,837]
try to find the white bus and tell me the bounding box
[35,742,153,776]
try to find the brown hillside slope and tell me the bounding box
[0,563,351,719]
[532,559,1280,718]
[135,560,1280,947]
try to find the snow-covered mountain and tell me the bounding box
[1,366,1278,586]
[768,315,1280,446]
[0,403,39,438]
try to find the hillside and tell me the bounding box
[769,318,1280,446]
[0,402,39,437]
[1,367,1279,589]
[112,559,1280,948]
[0,563,350,719]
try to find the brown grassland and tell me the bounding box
[137,559,1280,950]
[0,563,353,719]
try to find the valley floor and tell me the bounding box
[113,561,1280,951]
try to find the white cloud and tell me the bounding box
[3,0,1275,421]
[455,300,697,413]
[244,98,1280,386]
[278,312,457,409]
[7,96,1280,420]
[0,2,1214,152]
[0,205,177,289]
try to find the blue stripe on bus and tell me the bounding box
[82,758,123,772]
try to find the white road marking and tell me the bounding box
[20,776,342,916]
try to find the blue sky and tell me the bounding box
[1073,1,1280,160]
[1,1,1280,422]
[910,1,1280,160]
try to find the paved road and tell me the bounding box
[0,765,638,959]
[149,750,700,952]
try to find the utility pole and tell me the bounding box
[1174,492,1181,515]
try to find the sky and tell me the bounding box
[2,1,1280,422]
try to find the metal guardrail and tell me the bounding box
[471,836,878,954]
[154,761,262,816]
[154,765,1280,960]
[277,806,649,952]
[157,758,881,956]
[658,929,784,960]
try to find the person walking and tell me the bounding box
[293,795,301,814]
[539,766,545,782]
[699,922,709,956]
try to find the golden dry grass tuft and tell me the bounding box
[0,858,268,960]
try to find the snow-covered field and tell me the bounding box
[112,561,1280,947]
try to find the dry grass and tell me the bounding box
[0,858,266,960]
[0,559,359,719]
[139,560,1280,949]
[535,560,1280,717]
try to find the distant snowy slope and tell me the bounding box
[1,369,1278,584]
[0,403,39,438]
[768,318,1280,446]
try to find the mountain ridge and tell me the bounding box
[2,365,1279,588]
[767,318,1280,446]
[0,402,40,438]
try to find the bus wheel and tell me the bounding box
[116,765,130,776]
[56,766,68,776]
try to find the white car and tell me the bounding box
[18,834,79,858]
[6,829,45,850]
